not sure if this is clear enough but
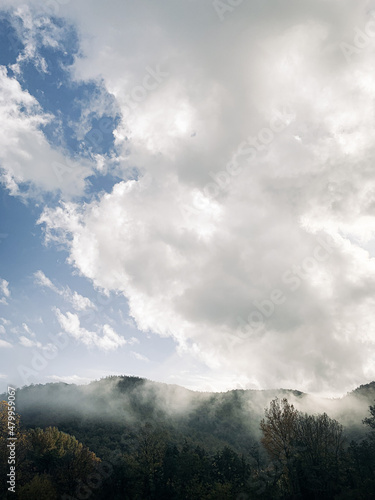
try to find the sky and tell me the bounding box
[1,0,375,397]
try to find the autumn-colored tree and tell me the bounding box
[260,398,300,496]
[18,474,58,500]
[260,398,299,463]
[26,426,100,496]
[260,398,346,499]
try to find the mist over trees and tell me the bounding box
[0,377,374,499]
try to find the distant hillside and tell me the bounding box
[1,377,374,458]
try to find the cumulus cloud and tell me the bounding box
[54,308,126,351]
[2,0,375,393]
[0,65,93,198]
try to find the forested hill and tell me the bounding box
[2,377,375,456]
[1,377,375,499]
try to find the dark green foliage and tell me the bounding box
[363,401,375,429]
[1,380,375,499]
[0,411,100,499]
[259,398,375,500]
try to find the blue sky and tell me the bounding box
[0,173,183,390]
[1,1,375,397]
[0,9,182,392]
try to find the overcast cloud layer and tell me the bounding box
[1,0,375,394]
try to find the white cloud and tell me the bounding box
[69,291,96,312]
[0,325,5,334]
[128,337,140,345]
[8,4,68,75]
[0,279,10,298]
[0,340,12,348]
[0,278,10,305]
[0,65,93,198]
[2,0,375,393]
[34,270,58,293]
[131,351,150,363]
[47,374,91,384]
[19,335,57,352]
[22,323,30,333]
[22,323,35,337]
[19,335,40,348]
[54,308,126,351]
[34,270,96,311]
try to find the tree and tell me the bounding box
[294,412,345,498]
[135,423,168,498]
[363,401,375,430]
[260,398,346,499]
[212,446,248,491]
[339,401,375,498]
[18,474,58,500]
[260,398,300,497]
[260,398,298,463]
[27,426,100,496]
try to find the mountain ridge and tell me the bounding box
[2,376,374,458]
